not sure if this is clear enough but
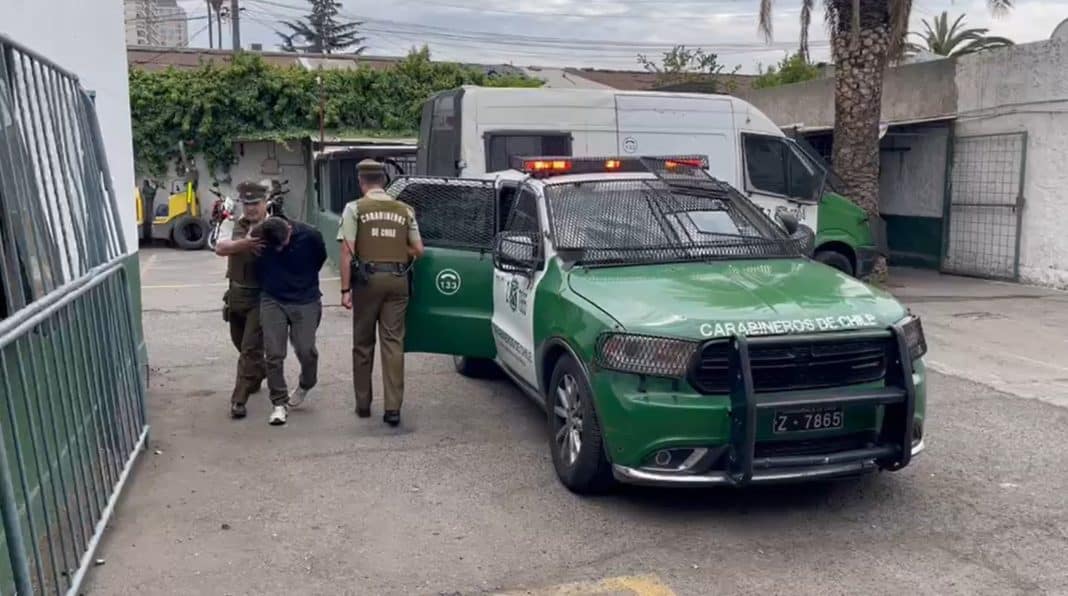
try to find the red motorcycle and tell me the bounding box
[206,182,235,251]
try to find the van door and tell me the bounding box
[740,133,823,227]
[392,177,497,358]
[614,94,736,184]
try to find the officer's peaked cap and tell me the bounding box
[357,159,385,175]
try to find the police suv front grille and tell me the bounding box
[754,432,876,459]
[690,338,889,394]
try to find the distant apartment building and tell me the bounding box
[124,0,188,47]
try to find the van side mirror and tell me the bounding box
[494,232,541,274]
[777,211,800,235]
[794,224,816,257]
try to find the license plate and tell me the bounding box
[773,408,844,433]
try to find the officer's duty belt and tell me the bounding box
[363,262,406,274]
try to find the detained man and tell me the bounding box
[251,216,328,426]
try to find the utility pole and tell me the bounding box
[231,0,241,51]
[317,75,326,148]
[206,0,214,48]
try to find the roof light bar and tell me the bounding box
[511,155,709,177]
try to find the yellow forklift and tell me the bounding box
[137,142,209,249]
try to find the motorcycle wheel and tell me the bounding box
[206,222,220,251]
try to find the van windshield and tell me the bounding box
[544,178,809,266]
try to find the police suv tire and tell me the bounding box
[452,355,499,378]
[815,249,854,277]
[173,215,209,250]
[548,356,614,495]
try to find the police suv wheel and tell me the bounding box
[452,355,500,378]
[548,356,614,494]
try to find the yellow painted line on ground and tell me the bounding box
[143,276,341,289]
[139,252,160,276]
[142,282,229,289]
[493,574,676,596]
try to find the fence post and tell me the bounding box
[0,420,34,595]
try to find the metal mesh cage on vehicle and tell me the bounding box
[387,177,496,251]
[544,175,812,266]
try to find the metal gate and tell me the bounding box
[942,132,1027,280]
[0,36,148,595]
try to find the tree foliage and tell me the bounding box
[129,47,542,176]
[636,45,741,91]
[277,0,366,54]
[907,11,1014,57]
[752,52,822,89]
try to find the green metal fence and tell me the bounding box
[0,35,148,595]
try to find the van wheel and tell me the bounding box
[815,249,854,277]
[548,356,614,494]
[173,216,209,250]
[452,355,499,378]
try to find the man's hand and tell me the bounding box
[241,237,265,255]
[341,291,352,310]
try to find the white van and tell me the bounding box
[416,87,826,223]
[413,86,885,278]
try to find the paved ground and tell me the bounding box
[83,247,1068,595]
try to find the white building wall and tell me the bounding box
[955,39,1068,289]
[3,0,138,254]
[156,1,189,48]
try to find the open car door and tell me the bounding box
[389,177,497,358]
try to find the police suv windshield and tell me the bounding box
[544,177,808,266]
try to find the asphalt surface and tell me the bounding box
[83,247,1068,596]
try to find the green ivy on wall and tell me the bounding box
[130,47,542,176]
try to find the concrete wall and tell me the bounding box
[3,0,137,253]
[739,59,958,130]
[143,139,312,224]
[955,39,1068,289]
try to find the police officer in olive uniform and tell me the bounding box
[338,160,425,426]
[215,180,269,419]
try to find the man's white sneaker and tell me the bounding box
[269,405,288,426]
[288,387,310,408]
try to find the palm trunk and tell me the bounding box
[830,0,891,278]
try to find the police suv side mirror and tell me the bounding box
[494,232,540,274]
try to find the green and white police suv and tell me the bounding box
[395,155,926,494]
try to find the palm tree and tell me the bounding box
[907,11,1014,57]
[760,0,1013,278]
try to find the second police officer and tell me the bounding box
[338,159,424,426]
[214,179,269,420]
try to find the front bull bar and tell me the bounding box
[723,324,917,486]
[613,324,919,488]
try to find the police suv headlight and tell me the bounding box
[897,315,927,361]
[595,333,698,377]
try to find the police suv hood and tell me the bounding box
[566,259,907,341]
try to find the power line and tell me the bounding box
[134,21,213,63]
[390,0,800,21]
[240,0,824,65]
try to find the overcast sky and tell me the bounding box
[177,0,1068,73]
